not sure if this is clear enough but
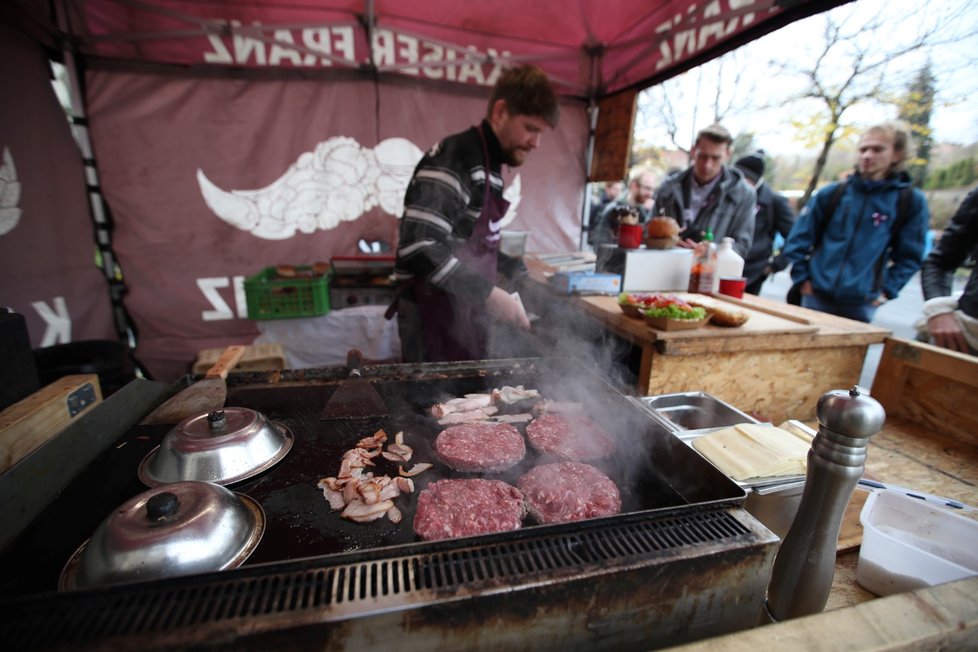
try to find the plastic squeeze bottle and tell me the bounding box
[713,236,745,292]
[688,230,717,293]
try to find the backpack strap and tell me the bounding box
[890,186,915,247]
[813,180,848,250]
[872,185,917,295]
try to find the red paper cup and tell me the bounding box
[719,277,747,298]
[617,224,643,249]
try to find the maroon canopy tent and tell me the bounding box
[0,0,847,381]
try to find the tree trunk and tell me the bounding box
[800,129,838,208]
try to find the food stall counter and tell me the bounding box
[520,260,888,423]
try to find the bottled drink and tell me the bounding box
[688,231,717,293]
[713,236,745,292]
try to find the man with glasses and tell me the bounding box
[589,168,657,247]
[652,124,755,257]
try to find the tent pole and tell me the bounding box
[55,0,135,349]
[580,44,603,252]
[581,95,598,252]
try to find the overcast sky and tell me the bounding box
[636,0,978,155]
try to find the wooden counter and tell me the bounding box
[520,269,888,423]
[670,337,978,650]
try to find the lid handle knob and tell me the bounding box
[146,492,179,520]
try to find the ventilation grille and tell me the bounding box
[2,510,750,649]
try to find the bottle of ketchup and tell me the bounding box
[688,230,717,293]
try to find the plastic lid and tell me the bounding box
[704,230,714,241]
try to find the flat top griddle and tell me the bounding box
[0,358,744,598]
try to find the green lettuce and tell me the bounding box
[643,305,706,320]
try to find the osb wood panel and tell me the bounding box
[827,551,876,612]
[866,418,978,511]
[827,416,978,614]
[644,346,866,423]
[872,338,978,443]
[887,370,978,448]
[671,577,978,651]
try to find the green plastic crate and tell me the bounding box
[244,266,331,320]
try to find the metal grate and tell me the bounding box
[1,510,750,649]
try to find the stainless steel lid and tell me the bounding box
[138,407,293,486]
[60,481,264,591]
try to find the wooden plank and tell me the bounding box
[193,343,286,374]
[872,337,978,445]
[589,90,636,182]
[580,294,818,341]
[0,374,102,473]
[576,293,890,355]
[866,419,978,510]
[702,292,814,324]
[836,488,870,553]
[669,576,978,651]
[643,346,866,423]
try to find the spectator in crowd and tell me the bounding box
[590,180,624,225]
[651,124,755,257]
[589,169,656,247]
[771,120,929,323]
[734,151,796,295]
[917,187,978,355]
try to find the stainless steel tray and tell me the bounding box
[638,391,758,438]
[634,392,814,492]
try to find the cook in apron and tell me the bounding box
[389,124,510,362]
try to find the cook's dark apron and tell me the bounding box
[389,124,509,361]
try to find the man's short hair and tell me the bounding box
[864,120,914,170]
[694,123,734,149]
[487,65,560,128]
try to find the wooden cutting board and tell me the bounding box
[585,292,818,341]
[655,293,818,339]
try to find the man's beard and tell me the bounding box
[502,147,528,167]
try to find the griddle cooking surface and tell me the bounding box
[0,361,743,597]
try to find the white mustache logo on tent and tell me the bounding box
[197,136,522,240]
[0,147,23,236]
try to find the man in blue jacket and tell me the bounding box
[772,121,929,322]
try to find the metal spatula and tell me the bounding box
[141,345,246,425]
[320,349,388,420]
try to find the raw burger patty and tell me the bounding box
[525,413,616,461]
[413,479,526,541]
[517,462,621,524]
[434,422,526,472]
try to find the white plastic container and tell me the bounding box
[856,489,978,596]
[712,237,744,292]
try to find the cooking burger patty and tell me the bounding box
[434,422,526,472]
[525,413,615,461]
[517,462,621,524]
[413,479,526,541]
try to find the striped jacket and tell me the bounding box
[394,120,504,303]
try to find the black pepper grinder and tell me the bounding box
[763,385,886,622]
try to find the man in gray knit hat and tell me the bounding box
[734,151,796,295]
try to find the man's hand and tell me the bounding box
[800,280,814,295]
[927,312,969,353]
[676,238,698,249]
[485,286,531,331]
[871,293,889,307]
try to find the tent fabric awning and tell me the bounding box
[50,0,848,98]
